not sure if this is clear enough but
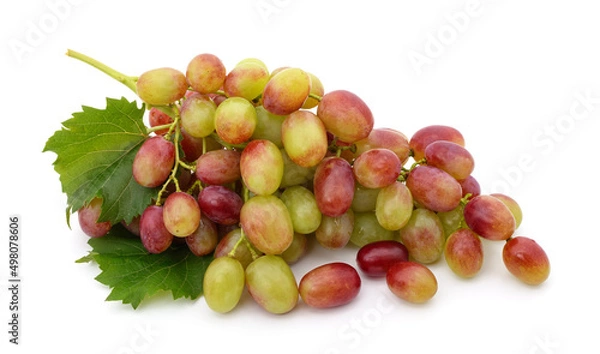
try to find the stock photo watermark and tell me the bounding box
[321,291,396,353]
[115,323,159,354]
[8,0,84,64]
[486,89,599,195]
[255,0,293,24]
[408,0,485,75]
[527,333,559,354]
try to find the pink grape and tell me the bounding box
[195,149,241,186]
[262,67,311,115]
[299,263,361,309]
[503,236,550,285]
[424,140,475,181]
[398,208,445,264]
[353,148,402,189]
[315,209,354,249]
[185,214,218,257]
[313,157,355,217]
[463,195,516,241]
[444,228,484,278]
[240,139,284,196]
[354,128,411,165]
[386,261,438,304]
[78,197,111,238]
[406,165,462,212]
[409,125,465,161]
[162,191,201,237]
[139,205,173,254]
[186,53,226,94]
[317,90,374,143]
[240,195,294,255]
[132,136,175,188]
[281,110,328,168]
[223,58,269,101]
[197,185,243,225]
[356,240,409,277]
[148,107,173,135]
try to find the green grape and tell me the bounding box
[282,110,328,168]
[350,211,395,248]
[351,184,380,213]
[214,97,257,145]
[245,255,299,314]
[280,185,322,234]
[302,72,324,109]
[279,232,308,264]
[223,58,269,101]
[203,256,245,313]
[280,148,316,188]
[375,181,413,231]
[162,191,201,237]
[437,205,466,238]
[251,106,286,148]
[136,67,188,106]
[180,93,217,138]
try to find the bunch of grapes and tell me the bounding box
[77,53,550,314]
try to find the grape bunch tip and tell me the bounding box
[55,49,550,314]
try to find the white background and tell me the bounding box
[1,0,599,353]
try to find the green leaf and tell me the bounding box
[80,224,213,309]
[43,97,157,224]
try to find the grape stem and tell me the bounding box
[66,49,138,94]
[309,93,322,102]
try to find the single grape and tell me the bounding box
[313,156,355,217]
[299,263,361,309]
[281,110,328,168]
[351,184,380,213]
[185,214,218,257]
[240,195,294,255]
[197,185,243,225]
[180,93,217,138]
[279,232,308,265]
[148,107,173,135]
[503,236,550,285]
[280,185,322,234]
[386,261,438,304]
[262,67,311,115]
[162,191,201,237]
[353,148,402,189]
[437,204,466,237]
[409,125,465,161]
[459,175,481,199]
[350,211,396,247]
[180,129,222,163]
[203,256,245,313]
[302,72,324,109]
[223,58,269,101]
[214,97,257,145]
[444,228,484,278]
[195,149,241,186]
[491,193,523,228]
[121,216,141,237]
[463,195,516,241]
[354,128,411,165]
[245,255,299,314]
[136,67,188,106]
[406,165,462,212]
[214,228,262,269]
[240,139,284,196]
[424,140,475,181]
[315,209,354,249]
[375,181,413,231]
[356,240,409,277]
[317,90,374,143]
[132,136,175,188]
[186,53,226,94]
[78,197,111,238]
[139,205,173,254]
[280,148,316,188]
[251,106,286,148]
[398,208,445,264]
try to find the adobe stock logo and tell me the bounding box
[408,0,484,75]
[8,0,84,64]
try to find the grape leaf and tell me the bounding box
[43,97,157,224]
[77,224,213,309]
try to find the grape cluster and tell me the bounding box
[77,53,550,314]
